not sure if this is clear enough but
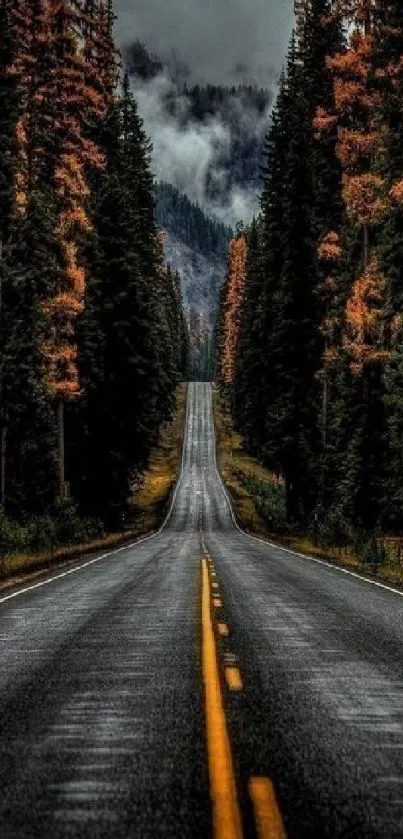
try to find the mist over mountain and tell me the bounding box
[115,0,293,88]
[125,40,272,228]
[125,40,272,372]
[155,183,231,320]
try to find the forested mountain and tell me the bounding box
[155,182,231,318]
[155,183,232,262]
[217,0,403,542]
[125,41,268,376]
[0,0,187,534]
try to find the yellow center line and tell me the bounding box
[249,777,287,839]
[225,666,243,692]
[201,559,244,839]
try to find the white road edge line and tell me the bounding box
[209,386,403,601]
[0,385,190,606]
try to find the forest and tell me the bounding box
[217,0,403,554]
[0,0,187,550]
[155,182,232,262]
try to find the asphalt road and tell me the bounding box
[2,382,403,838]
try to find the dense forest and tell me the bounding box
[155,183,230,379]
[217,0,403,549]
[155,182,232,261]
[0,0,187,547]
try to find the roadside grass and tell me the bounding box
[0,383,187,588]
[129,382,187,532]
[213,386,403,587]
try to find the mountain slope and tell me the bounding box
[155,183,231,320]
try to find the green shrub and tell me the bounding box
[355,532,387,568]
[313,506,354,548]
[0,502,104,560]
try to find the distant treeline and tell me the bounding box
[155,182,232,260]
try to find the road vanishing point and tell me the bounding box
[1,382,403,838]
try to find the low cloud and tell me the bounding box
[115,0,294,88]
[133,70,272,227]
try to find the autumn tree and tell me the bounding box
[1,0,117,500]
[0,0,20,504]
[42,0,116,496]
[316,0,398,527]
[218,228,248,387]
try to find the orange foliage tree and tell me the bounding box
[220,231,248,386]
[343,259,390,372]
[314,0,393,373]
[6,0,117,492]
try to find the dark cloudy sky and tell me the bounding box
[114,0,294,86]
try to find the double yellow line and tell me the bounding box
[201,556,286,839]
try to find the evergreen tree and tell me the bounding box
[71,79,186,525]
[233,218,265,452]
[227,4,345,523]
[0,0,20,505]
[1,188,59,514]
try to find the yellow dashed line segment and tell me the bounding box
[249,777,287,839]
[225,666,243,692]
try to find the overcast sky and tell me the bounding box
[114,0,294,86]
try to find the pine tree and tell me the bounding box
[226,6,345,522]
[71,78,185,525]
[233,218,265,452]
[375,3,403,527]
[1,187,60,514]
[0,0,20,505]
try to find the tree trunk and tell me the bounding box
[0,238,5,507]
[1,426,6,507]
[285,475,299,523]
[0,234,3,323]
[322,367,328,452]
[363,224,369,268]
[57,399,65,498]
